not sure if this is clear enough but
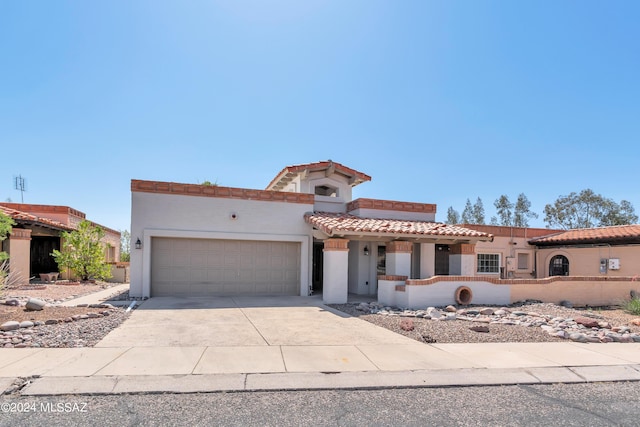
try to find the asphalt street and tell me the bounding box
[2,382,640,426]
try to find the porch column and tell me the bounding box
[8,228,31,286]
[386,241,412,277]
[450,244,476,275]
[323,238,349,304]
[420,243,435,277]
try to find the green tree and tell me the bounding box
[0,211,15,262]
[445,207,460,224]
[543,189,638,229]
[120,229,131,262]
[461,199,474,223]
[513,193,538,227]
[472,197,486,225]
[52,220,112,281]
[494,195,513,226]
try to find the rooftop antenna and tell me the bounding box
[13,174,26,203]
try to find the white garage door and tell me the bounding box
[151,237,301,297]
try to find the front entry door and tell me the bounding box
[435,244,450,275]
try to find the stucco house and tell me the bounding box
[130,161,640,307]
[129,161,494,303]
[0,203,121,284]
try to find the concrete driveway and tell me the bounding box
[96,296,415,348]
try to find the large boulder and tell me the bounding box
[575,316,599,328]
[25,298,46,311]
[1,321,20,331]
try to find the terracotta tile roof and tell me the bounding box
[0,205,74,231]
[304,212,493,241]
[529,224,640,246]
[266,160,372,191]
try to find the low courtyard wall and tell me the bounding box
[378,276,640,308]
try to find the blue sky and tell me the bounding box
[1,1,638,233]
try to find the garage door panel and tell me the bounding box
[151,237,300,297]
[191,269,207,281]
[207,254,224,267]
[190,253,208,267]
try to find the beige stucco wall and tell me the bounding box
[385,276,640,308]
[474,236,536,279]
[536,245,640,278]
[510,279,640,306]
[7,230,31,286]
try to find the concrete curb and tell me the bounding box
[17,365,640,396]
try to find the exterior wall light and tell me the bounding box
[363,246,370,256]
[135,238,142,250]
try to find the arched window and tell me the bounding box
[549,255,569,276]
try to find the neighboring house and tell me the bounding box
[0,203,121,284]
[529,225,640,278]
[455,224,562,279]
[456,224,640,280]
[129,160,494,302]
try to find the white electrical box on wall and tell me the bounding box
[609,258,621,270]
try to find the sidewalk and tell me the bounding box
[58,283,131,307]
[1,342,639,395]
[2,290,640,396]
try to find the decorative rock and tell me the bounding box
[400,319,414,331]
[1,321,20,331]
[469,325,490,333]
[479,308,494,316]
[494,309,508,316]
[25,298,46,311]
[19,321,34,329]
[4,299,20,307]
[445,305,457,312]
[560,300,573,308]
[445,313,457,321]
[569,333,588,343]
[597,321,611,329]
[511,311,527,316]
[428,309,442,319]
[555,330,568,339]
[87,313,102,318]
[45,319,59,325]
[630,318,640,326]
[575,317,599,328]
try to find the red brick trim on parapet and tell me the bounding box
[347,198,436,214]
[10,229,32,240]
[378,275,408,281]
[1,203,86,219]
[131,180,315,205]
[405,276,640,286]
[386,241,413,254]
[450,244,475,255]
[323,238,350,251]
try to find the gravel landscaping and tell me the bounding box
[330,301,640,344]
[4,280,640,348]
[0,282,131,348]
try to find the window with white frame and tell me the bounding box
[477,253,500,273]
